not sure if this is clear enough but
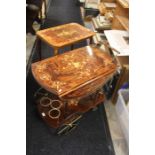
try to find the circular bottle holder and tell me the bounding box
[48,108,61,119]
[40,96,52,107]
[50,100,63,109]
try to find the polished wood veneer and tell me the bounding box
[36,23,95,56]
[32,45,117,99]
[37,91,105,128]
[32,45,117,129]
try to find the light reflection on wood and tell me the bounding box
[32,45,117,99]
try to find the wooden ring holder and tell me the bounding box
[50,100,63,109]
[40,96,52,107]
[48,108,61,119]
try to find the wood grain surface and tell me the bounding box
[37,91,105,128]
[32,45,117,99]
[36,23,95,48]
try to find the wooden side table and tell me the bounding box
[31,45,117,130]
[36,23,95,59]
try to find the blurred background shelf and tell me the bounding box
[115,15,129,31]
[116,0,129,8]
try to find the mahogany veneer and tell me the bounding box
[32,45,117,128]
[36,23,95,56]
[32,45,117,99]
[37,91,105,128]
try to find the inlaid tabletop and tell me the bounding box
[31,46,117,98]
[36,23,95,48]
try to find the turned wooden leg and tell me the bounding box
[89,37,93,45]
[39,9,43,24]
[43,0,47,18]
[38,38,42,60]
[54,48,59,55]
[71,44,74,50]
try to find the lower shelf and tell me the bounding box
[37,90,105,128]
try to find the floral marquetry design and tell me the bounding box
[31,46,117,98]
[36,23,95,48]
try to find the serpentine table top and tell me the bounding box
[31,45,117,99]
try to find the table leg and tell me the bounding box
[39,9,43,24]
[89,37,93,45]
[43,0,47,18]
[71,44,74,50]
[38,38,42,60]
[54,48,59,55]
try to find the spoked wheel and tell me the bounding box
[56,114,82,136]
